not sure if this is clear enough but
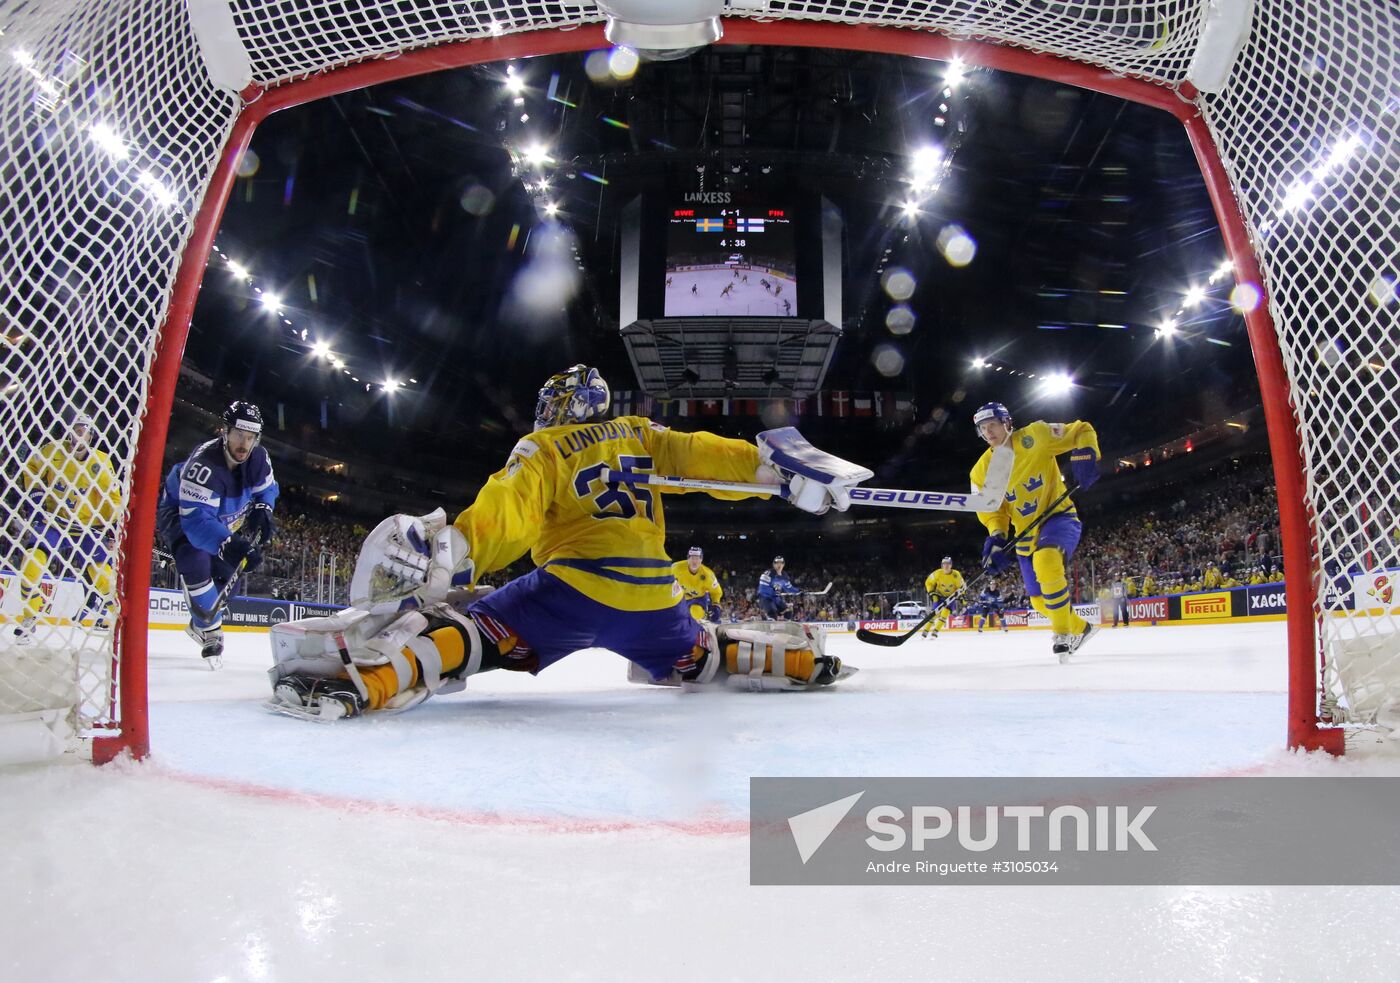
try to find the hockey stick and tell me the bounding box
[600,453,1012,513]
[801,581,834,596]
[190,530,267,625]
[856,482,1080,648]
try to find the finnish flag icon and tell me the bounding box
[787,791,865,864]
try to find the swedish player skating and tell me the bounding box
[672,546,723,622]
[13,412,122,644]
[267,365,869,719]
[971,401,1101,661]
[921,556,964,638]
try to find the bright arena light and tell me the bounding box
[226,259,250,280]
[504,69,526,94]
[543,200,559,217]
[900,200,920,219]
[382,377,401,394]
[907,145,943,189]
[310,340,331,359]
[1183,285,1207,307]
[1040,371,1074,395]
[259,293,282,313]
[88,121,128,159]
[1156,318,1179,338]
[520,142,552,167]
[971,356,987,369]
[944,58,966,88]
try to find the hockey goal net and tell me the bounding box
[0,1,1394,761]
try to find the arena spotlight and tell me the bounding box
[944,58,966,88]
[382,377,401,394]
[1156,318,1179,339]
[543,200,559,217]
[900,200,920,219]
[310,340,331,359]
[1183,285,1207,307]
[1040,371,1074,395]
[259,292,282,313]
[520,142,552,167]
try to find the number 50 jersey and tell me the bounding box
[455,416,761,612]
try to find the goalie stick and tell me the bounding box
[855,482,1080,648]
[601,444,1012,514]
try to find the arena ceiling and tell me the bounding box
[186,42,1259,496]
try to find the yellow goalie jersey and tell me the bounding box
[671,560,723,620]
[971,420,1099,556]
[454,417,761,612]
[925,568,965,599]
[23,440,122,532]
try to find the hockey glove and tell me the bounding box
[981,533,1013,573]
[756,428,873,516]
[219,534,263,571]
[1069,447,1100,489]
[244,502,276,545]
[706,601,723,621]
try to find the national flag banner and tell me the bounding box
[699,399,724,416]
[737,218,765,233]
[853,395,873,417]
[695,218,723,232]
[674,399,690,417]
[792,397,806,416]
[637,392,655,417]
[831,390,851,418]
[735,398,758,416]
[612,390,633,416]
[895,393,915,417]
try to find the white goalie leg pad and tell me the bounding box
[350,509,475,616]
[720,620,827,692]
[269,606,425,687]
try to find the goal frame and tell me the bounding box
[97,18,1337,763]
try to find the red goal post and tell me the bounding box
[1,2,1393,762]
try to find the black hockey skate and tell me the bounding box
[267,675,367,722]
[185,623,225,670]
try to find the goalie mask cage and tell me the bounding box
[0,1,1394,762]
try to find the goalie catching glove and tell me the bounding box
[756,427,874,515]
[349,508,475,615]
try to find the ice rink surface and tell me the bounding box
[6,621,1400,981]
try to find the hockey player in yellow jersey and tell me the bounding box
[268,365,870,720]
[13,411,121,644]
[672,546,723,622]
[970,401,1101,662]
[921,556,965,638]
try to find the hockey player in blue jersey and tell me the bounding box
[156,401,278,667]
[973,581,1009,633]
[756,556,804,619]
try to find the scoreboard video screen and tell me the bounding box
[663,204,798,317]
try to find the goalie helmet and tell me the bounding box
[534,364,610,431]
[62,408,95,448]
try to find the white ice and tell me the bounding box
[4,621,1400,981]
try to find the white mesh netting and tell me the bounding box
[0,0,1394,755]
